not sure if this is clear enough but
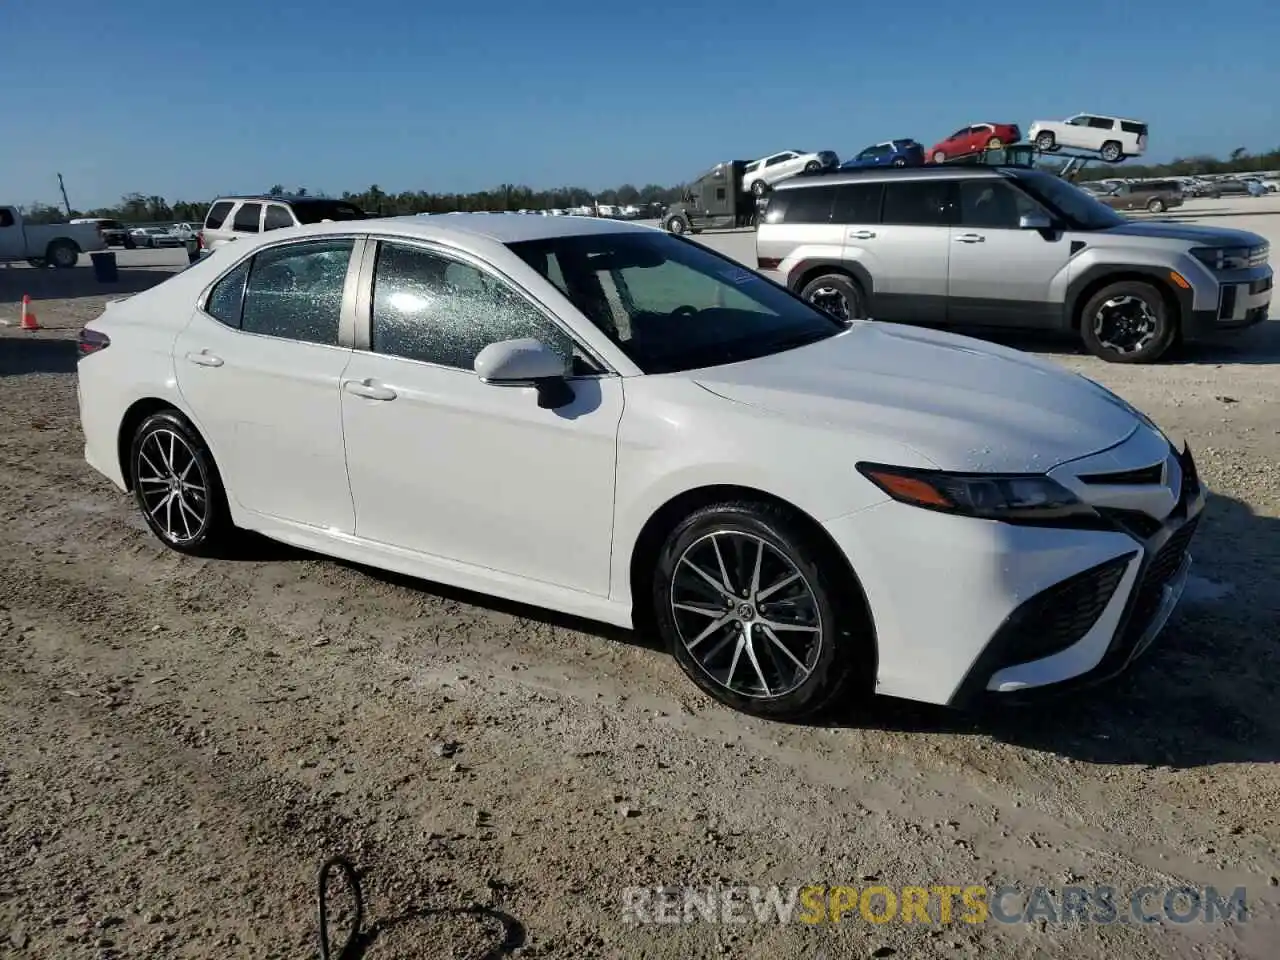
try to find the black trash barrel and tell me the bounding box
[90,251,118,283]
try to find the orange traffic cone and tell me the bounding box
[20,294,39,331]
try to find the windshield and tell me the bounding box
[506,231,844,375]
[1010,170,1126,230]
[291,201,367,224]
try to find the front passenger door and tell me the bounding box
[339,240,624,596]
[946,179,1071,329]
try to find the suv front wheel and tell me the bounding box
[1079,280,1176,363]
[799,274,866,322]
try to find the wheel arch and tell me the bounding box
[1066,266,1187,333]
[116,398,210,492]
[788,258,873,297]
[45,237,82,260]
[626,483,877,669]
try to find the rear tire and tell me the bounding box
[46,240,79,269]
[1079,280,1176,363]
[1147,198,1165,213]
[804,160,821,173]
[891,157,907,167]
[932,150,946,163]
[653,501,873,721]
[1100,141,1123,163]
[129,410,236,556]
[799,273,866,322]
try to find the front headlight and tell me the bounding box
[856,463,1095,521]
[1190,246,1253,271]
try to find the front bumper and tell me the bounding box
[1184,268,1272,340]
[948,444,1206,708]
[820,443,1205,708]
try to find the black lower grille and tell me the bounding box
[1120,516,1199,645]
[992,555,1133,669]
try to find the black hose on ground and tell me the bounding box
[317,856,364,960]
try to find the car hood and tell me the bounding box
[690,322,1142,473]
[1100,220,1266,247]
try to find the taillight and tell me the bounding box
[77,328,110,357]
[197,232,204,249]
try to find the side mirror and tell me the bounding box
[474,338,573,408]
[1019,212,1053,230]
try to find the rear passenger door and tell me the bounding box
[757,184,845,282]
[867,179,954,324]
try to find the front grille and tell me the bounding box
[1120,516,1199,646]
[1078,463,1164,485]
[992,555,1132,669]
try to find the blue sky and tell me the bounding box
[3,0,1277,209]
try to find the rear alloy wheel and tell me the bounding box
[987,137,1004,150]
[1147,198,1165,213]
[1080,281,1176,363]
[130,411,234,555]
[654,502,870,720]
[804,160,821,173]
[1100,141,1123,163]
[800,273,865,322]
[891,157,907,167]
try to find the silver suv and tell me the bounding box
[201,195,368,253]
[755,166,1273,362]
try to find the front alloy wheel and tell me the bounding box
[1080,280,1175,363]
[654,502,872,720]
[670,531,822,700]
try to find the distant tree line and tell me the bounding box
[17,181,686,226]
[15,145,1280,225]
[1069,145,1280,181]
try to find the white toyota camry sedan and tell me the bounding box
[75,213,1204,721]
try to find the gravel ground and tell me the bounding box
[1,200,1278,959]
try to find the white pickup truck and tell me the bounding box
[0,205,107,268]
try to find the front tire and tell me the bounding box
[666,215,688,235]
[1034,131,1056,152]
[804,160,821,173]
[932,150,946,163]
[129,410,235,556]
[653,502,871,721]
[1080,280,1176,363]
[750,180,768,198]
[799,273,866,322]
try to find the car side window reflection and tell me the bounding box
[369,242,598,374]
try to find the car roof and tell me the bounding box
[234,212,659,246]
[210,194,360,205]
[774,165,1009,190]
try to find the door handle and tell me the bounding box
[848,230,876,240]
[954,233,986,243]
[343,378,397,401]
[185,350,223,367]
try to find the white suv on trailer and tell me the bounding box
[1028,114,1148,163]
